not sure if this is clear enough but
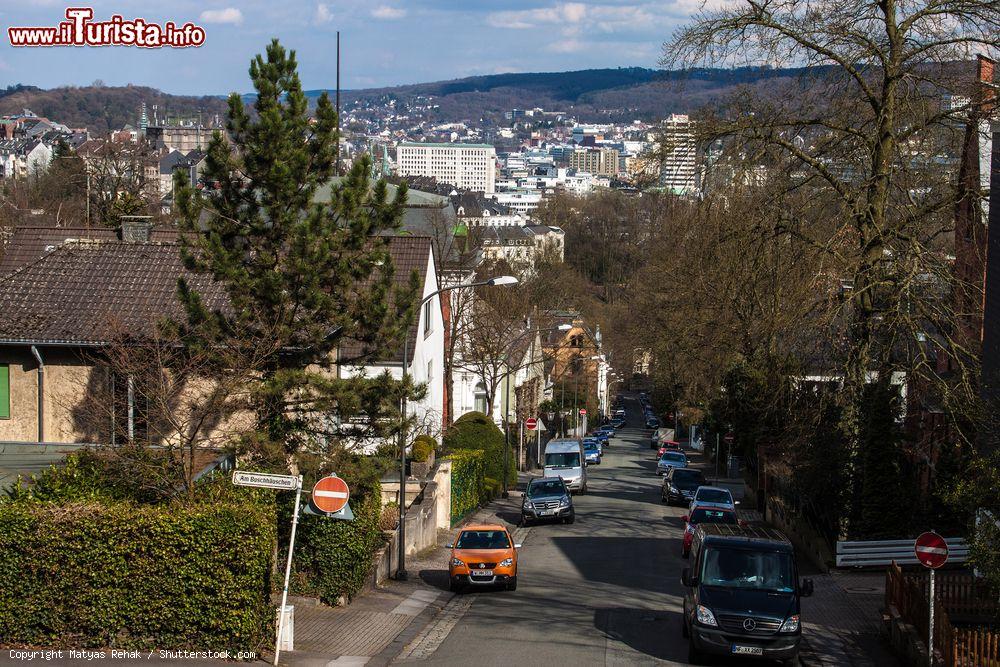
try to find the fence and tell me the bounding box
[885,562,1000,666]
[838,538,969,568]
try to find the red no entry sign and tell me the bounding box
[525,417,538,431]
[724,432,735,444]
[312,475,350,513]
[915,531,949,569]
[579,408,587,415]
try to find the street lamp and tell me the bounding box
[396,274,517,581]
[500,322,571,498]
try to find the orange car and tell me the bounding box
[447,524,521,592]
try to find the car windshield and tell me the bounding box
[456,530,511,550]
[546,452,581,468]
[700,547,795,593]
[690,508,738,524]
[672,470,706,487]
[661,452,686,462]
[527,480,565,497]
[584,442,599,451]
[697,489,732,504]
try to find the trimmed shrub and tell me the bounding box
[285,479,386,605]
[448,449,487,525]
[411,435,436,463]
[444,411,516,492]
[0,497,275,651]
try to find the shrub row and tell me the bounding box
[448,449,487,526]
[0,497,275,651]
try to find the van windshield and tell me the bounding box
[700,547,795,593]
[545,452,581,468]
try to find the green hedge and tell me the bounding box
[444,411,516,491]
[285,481,385,605]
[411,434,436,463]
[0,498,275,651]
[449,449,486,526]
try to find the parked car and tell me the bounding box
[689,486,738,512]
[650,426,675,449]
[521,477,574,526]
[590,430,610,447]
[583,436,603,456]
[613,408,626,417]
[610,417,626,429]
[681,523,812,664]
[645,416,661,429]
[544,438,587,494]
[448,524,522,592]
[662,467,708,505]
[655,441,682,459]
[657,450,688,475]
[583,440,602,465]
[681,506,740,557]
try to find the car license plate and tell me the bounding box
[471,569,493,576]
[539,509,552,515]
[731,645,763,656]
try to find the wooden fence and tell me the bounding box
[886,562,1000,666]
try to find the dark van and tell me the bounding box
[680,523,813,665]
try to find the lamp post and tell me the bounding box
[395,274,517,581]
[501,323,571,498]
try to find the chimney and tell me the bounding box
[119,216,153,243]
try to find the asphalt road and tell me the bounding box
[410,396,767,667]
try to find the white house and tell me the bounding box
[338,236,445,449]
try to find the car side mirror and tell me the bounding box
[446,543,454,549]
[681,515,689,523]
[800,578,814,597]
[514,544,522,549]
[681,567,697,587]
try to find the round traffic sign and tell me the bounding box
[312,475,350,513]
[914,531,948,569]
[579,408,587,415]
[724,432,735,444]
[525,417,538,431]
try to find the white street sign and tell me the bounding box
[233,470,301,490]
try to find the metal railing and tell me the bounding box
[837,538,969,567]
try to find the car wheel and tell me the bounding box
[687,641,703,665]
[449,578,461,593]
[681,616,689,638]
[506,576,517,591]
[566,515,575,524]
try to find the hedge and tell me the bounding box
[0,497,275,651]
[443,411,516,491]
[448,449,487,526]
[284,479,386,605]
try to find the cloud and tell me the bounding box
[315,3,333,23]
[199,8,243,25]
[372,5,407,19]
[488,2,588,29]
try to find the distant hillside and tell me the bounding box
[328,66,831,121]
[0,85,228,134]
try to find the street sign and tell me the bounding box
[579,408,587,415]
[915,531,949,569]
[723,432,735,445]
[233,470,300,490]
[525,417,538,431]
[312,475,351,514]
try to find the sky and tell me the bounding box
[0,1,705,95]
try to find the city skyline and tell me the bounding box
[0,1,699,95]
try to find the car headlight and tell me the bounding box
[523,501,534,510]
[668,484,678,492]
[779,614,800,632]
[559,497,570,507]
[696,605,718,627]
[686,524,695,534]
[499,558,513,568]
[451,557,464,567]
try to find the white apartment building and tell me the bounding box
[657,114,698,195]
[487,190,543,215]
[397,142,497,193]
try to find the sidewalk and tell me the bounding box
[272,481,530,667]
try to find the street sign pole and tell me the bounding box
[928,567,935,667]
[274,475,303,667]
[715,433,720,480]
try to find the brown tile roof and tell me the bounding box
[339,235,435,364]
[0,225,178,276]
[0,231,434,364]
[0,240,225,345]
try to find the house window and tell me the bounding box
[423,297,434,338]
[474,382,488,414]
[427,359,433,383]
[0,364,9,419]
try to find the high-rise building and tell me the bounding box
[657,114,698,195]
[568,147,619,177]
[397,142,497,193]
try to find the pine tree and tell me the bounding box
[172,40,417,468]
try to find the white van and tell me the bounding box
[543,438,587,494]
